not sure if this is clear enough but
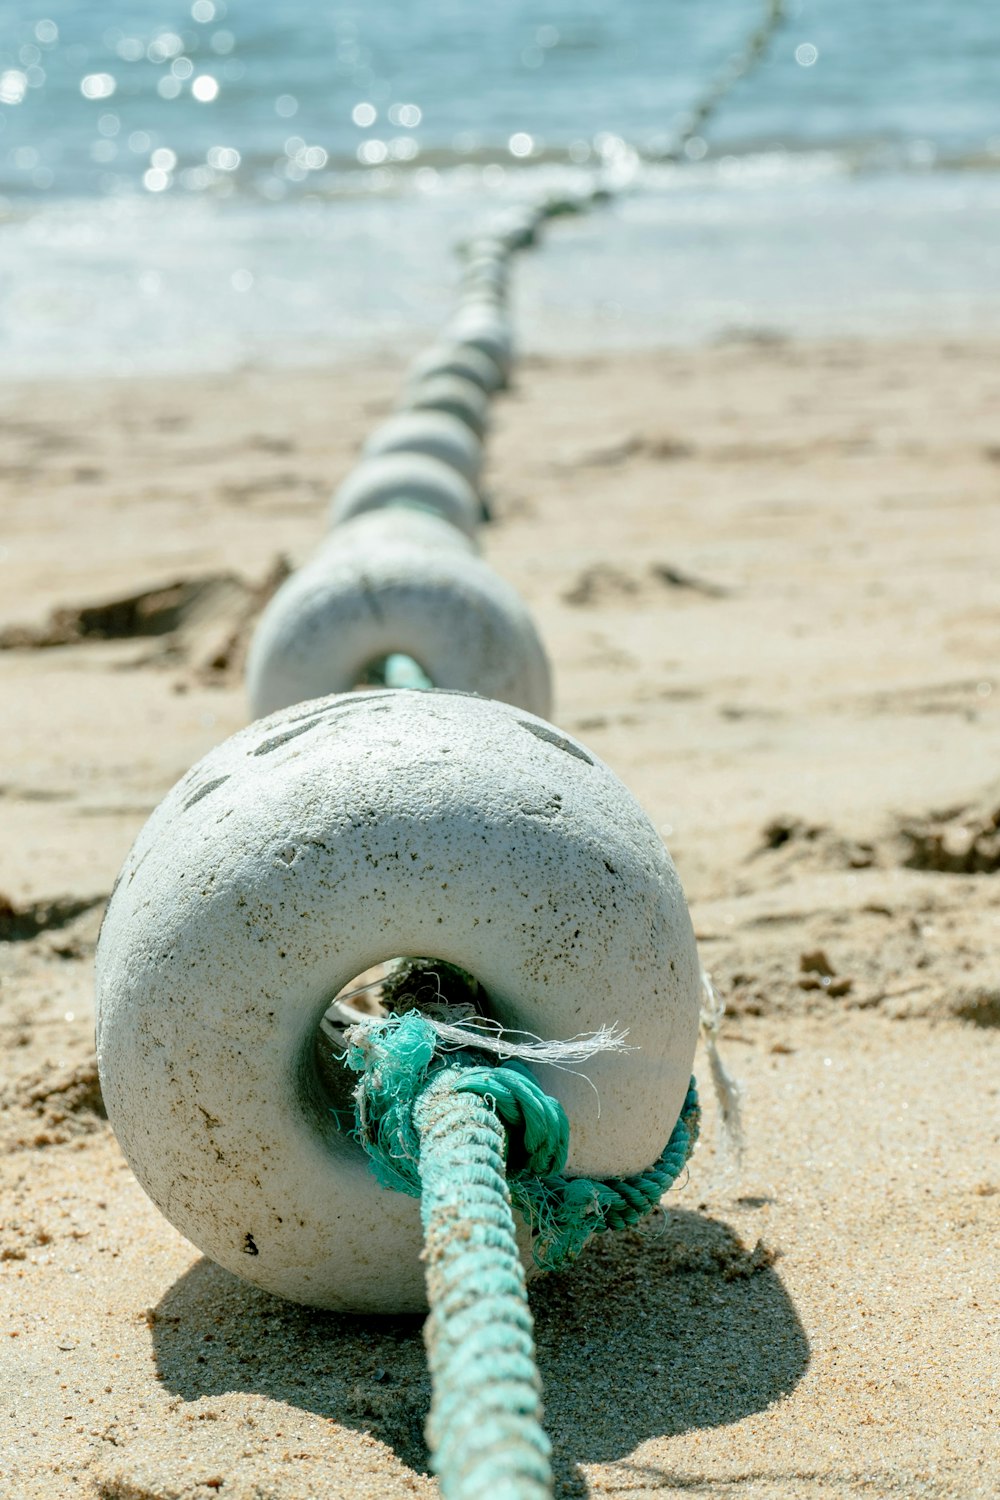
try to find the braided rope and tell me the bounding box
[345,1012,699,1498]
[415,1072,552,1500]
[510,1076,699,1270]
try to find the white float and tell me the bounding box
[95,691,702,1313]
[448,309,514,382]
[245,516,552,719]
[461,280,507,311]
[320,505,477,559]
[329,452,482,537]
[461,258,508,291]
[398,373,490,439]
[362,410,483,486]
[458,287,506,318]
[460,234,511,264]
[407,341,504,394]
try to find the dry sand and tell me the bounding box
[1,336,998,1499]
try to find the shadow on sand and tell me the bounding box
[151,1207,809,1495]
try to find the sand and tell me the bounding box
[1,336,998,1499]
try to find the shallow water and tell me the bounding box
[1,0,998,373]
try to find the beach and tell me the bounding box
[1,334,998,1498]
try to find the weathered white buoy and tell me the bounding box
[460,234,511,265]
[328,452,481,537]
[95,691,702,1312]
[321,504,478,559]
[448,309,514,382]
[457,287,506,318]
[461,258,508,292]
[461,281,507,313]
[245,516,552,718]
[398,373,490,439]
[362,410,483,486]
[407,341,504,394]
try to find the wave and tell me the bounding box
[2,132,1000,216]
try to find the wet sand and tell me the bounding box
[1,336,998,1498]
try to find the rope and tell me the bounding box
[344,1012,699,1498]
[360,652,435,690]
[668,1,788,160]
[415,1073,552,1500]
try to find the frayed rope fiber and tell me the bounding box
[344,1011,699,1500]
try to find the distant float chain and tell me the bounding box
[264,197,527,703]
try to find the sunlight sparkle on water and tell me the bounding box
[0,70,27,105]
[81,73,117,101]
[148,33,184,63]
[388,103,422,128]
[207,146,240,171]
[358,139,388,165]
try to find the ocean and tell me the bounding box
[1,0,998,375]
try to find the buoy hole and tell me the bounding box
[314,957,487,1133]
[354,653,434,692]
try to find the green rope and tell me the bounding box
[344,1012,699,1497]
[359,652,435,690]
[669,1,788,160]
[415,1072,552,1500]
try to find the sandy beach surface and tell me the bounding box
[1,336,998,1499]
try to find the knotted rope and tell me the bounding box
[344,1011,699,1499]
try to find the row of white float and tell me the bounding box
[249,207,550,720]
[95,192,704,1318]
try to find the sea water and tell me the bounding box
[1,0,998,375]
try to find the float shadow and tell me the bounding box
[151,1208,808,1491]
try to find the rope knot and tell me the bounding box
[344,1009,700,1272]
[345,1010,568,1191]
